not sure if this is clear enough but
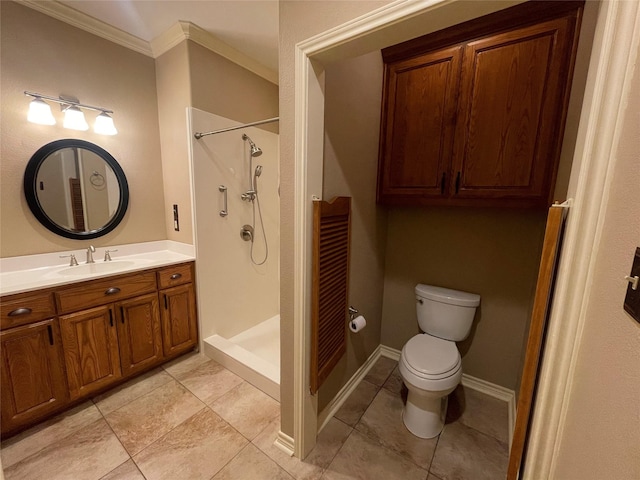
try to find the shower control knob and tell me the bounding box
[240,225,254,242]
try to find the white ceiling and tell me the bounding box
[57,0,279,72]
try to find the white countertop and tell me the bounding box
[0,241,195,296]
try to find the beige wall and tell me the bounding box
[0,2,166,257]
[155,42,193,243]
[279,0,392,438]
[553,43,640,480]
[319,51,388,412]
[189,42,279,134]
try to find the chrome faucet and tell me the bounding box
[86,245,96,264]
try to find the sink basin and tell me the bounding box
[58,261,137,276]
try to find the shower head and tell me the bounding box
[242,133,262,157]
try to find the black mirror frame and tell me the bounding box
[23,139,129,240]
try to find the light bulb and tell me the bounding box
[94,111,117,135]
[27,98,56,125]
[63,106,89,131]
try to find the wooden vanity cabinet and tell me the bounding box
[157,263,198,357]
[377,2,583,207]
[59,305,122,400]
[116,293,162,377]
[0,318,69,433]
[0,261,197,436]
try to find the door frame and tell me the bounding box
[292,0,640,477]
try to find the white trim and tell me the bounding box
[274,430,295,457]
[151,21,278,85]
[380,345,401,361]
[524,2,640,478]
[460,374,516,448]
[20,1,278,85]
[21,0,152,57]
[317,346,383,433]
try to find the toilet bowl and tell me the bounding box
[399,285,479,438]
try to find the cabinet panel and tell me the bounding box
[0,319,68,434]
[59,306,121,399]
[157,263,193,289]
[451,15,577,202]
[1,292,56,330]
[56,271,156,314]
[378,46,462,201]
[160,284,197,357]
[116,293,163,376]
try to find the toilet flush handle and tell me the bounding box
[417,298,423,305]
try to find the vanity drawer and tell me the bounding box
[157,263,193,289]
[56,271,157,313]
[0,292,56,330]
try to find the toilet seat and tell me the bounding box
[402,334,461,379]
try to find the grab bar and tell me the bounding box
[219,185,228,217]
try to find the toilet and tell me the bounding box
[399,284,480,439]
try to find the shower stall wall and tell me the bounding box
[188,108,280,400]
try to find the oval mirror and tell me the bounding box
[24,139,129,240]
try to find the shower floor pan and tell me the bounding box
[204,315,280,401]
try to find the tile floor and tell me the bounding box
[0,353,509,480]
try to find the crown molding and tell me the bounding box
[152,21,279,85]
[20,1,279,85]
[20,0,153,57]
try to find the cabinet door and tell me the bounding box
[0,319,69,434]
[116,293,163,376]
[378,45,462,202]
[451,15,578,204]
[160,285,197,357]
[59,305,121,399]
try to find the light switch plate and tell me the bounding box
[623,247,640,323]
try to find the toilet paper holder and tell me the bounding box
[348,306,359,320]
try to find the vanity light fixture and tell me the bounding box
[94,111,117,136]
[62,105,89,131]
[27,97,56,125]
[24,91,117,135]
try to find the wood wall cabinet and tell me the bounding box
[377,1,584,207]
[0,261,197,437]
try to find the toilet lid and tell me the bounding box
[403,335,460,378]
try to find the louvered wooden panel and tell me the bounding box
[311,197,351,394]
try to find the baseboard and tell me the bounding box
[460,374,516,447]
[381,345,516,447]
[317,345,383,433]
[379,344,401,361]
[274,430,295,457]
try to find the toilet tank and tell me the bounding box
[415,284,480,341]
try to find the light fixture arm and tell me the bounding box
[24,91,113,114]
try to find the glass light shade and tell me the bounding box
[63,106,89,131]
[94,112,118,135]
[27,98,56,125]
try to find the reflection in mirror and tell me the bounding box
[24,139,128,239]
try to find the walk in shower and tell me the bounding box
[189,108,280,400]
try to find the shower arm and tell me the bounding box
[194,117,279,139]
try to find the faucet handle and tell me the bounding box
[60,254,79,266]
[104,249,118,262]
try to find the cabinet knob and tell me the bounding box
[8,307,32,316]
[105,287,121,296]
[170,273,182,280]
